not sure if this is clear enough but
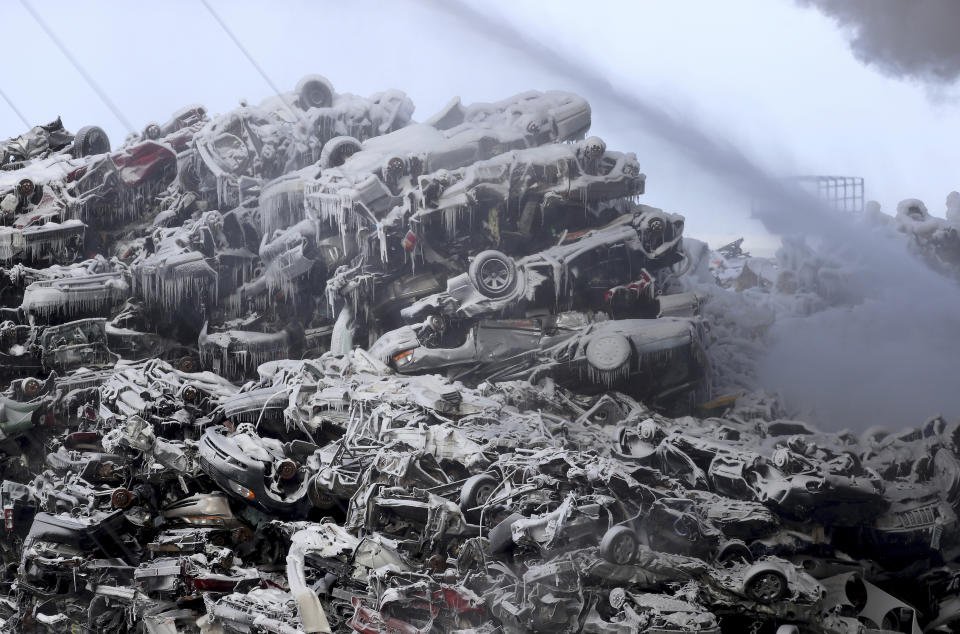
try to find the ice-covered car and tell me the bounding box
[20,271,129,324]
[71,139,178,226]
[1,118,109,167]
[198,425,315,516]
[0,219,84,267]
[179,74,414,209]
[583,588,721,634]
[400,208,685,323]
[0,318,118,378]
[407,136,644,258]
[140,103,208,150]
[18,509,134,597]
[198,323,304,380]
[373,311,710,407]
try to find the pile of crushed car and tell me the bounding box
[0,74,958,634]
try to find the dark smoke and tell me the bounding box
[797,0,960,83]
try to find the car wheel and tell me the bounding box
[143,123,161,140]
[22,378,41,398]
[599,526,638,565]
[111,488,133,509]
[296,74,334,109]
[73,125,110,157]
[460,474,499,511]
[319,136,362,169]
[177,356,200,373]
[745,569,788,603]
[716,539,753,564]
[468,250,517,298]
[488,512,523,554]
[585,334,631,385]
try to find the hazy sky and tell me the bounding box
[3,0,959,252]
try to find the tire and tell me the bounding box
[22,378,41,398]
[459,474,499,511]
[585,334,632,389]
[599,526,638,565]
[716,540,753,564]
[586,334,631,372]
[143,123,161,140]
[73,125,110,157]
[176,356,200,373]
[296,74,334,109]
[744,569,788,603]
[318,136,362,169]
[468,250,517,298]
[488,512,523,554]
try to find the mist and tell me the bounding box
[433,0,960,429]
[797,0,960,84]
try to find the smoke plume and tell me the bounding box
[798,0,960,84]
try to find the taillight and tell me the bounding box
[402,231,418,251]
[4,508,14,531]
[189,576,237,592]
[65,431,102,449]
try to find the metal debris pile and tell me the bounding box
[0,75,957,633]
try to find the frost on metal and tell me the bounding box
[1,74,960,634]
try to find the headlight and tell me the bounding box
[393,349,415,368]
[226,480,256,500]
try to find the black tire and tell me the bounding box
[318,136,361,169]
[176,356,200,373]
[468,250,517,298]
[296,74,334,109]
[73,125,110,157]
[459,474,499,511]
[716,540,753,564]
[744,569,788,603]
[488,512,523,554]
[599,526,638,565]
[22,378,41,398]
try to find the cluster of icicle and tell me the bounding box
[307,187,360,253]
[260,187,306,239]
[22,226,84,263]
[581,359,632,389]
[199,337,290,381]
[222,287,268,319]
[25,276,129,322]
[134,267,216,315]
[264,260,307,303]
[0,239,17,262]
[72,177,167,227]
[442,203,476,239]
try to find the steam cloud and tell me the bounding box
[426,0,960,430]
[797,0,960,83]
